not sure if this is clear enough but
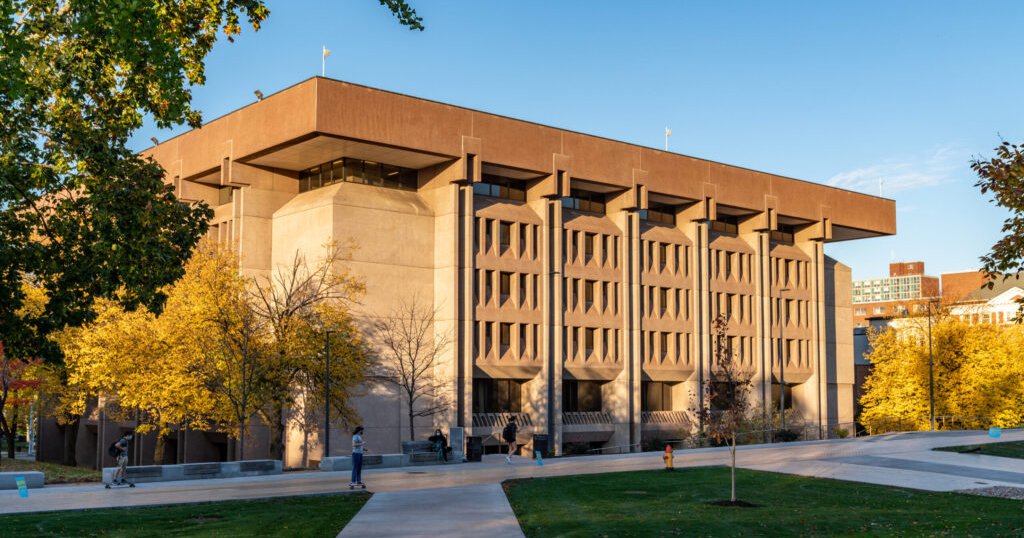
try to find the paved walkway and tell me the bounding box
[338,483,523,538]
[2,430,1023,537]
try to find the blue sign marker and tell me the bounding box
[989,426,1002,438]
[15,476,28,498]
[535,451,543,466]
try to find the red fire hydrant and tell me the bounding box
[662,444,674,471]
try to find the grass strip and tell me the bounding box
[504,467,1024,537]
[0,492,369,537]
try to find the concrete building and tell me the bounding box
[852,262,939,327]
[44,78,897,467]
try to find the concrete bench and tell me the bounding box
[319,454,407,472]
[102,460,282,484]
[0,471,44,490]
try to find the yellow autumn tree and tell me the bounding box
[861,316,1024,431]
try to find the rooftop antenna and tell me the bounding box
[879,177,884,196]
[322,46,331,77]
[664,127,672,151]
[253,89,263,101]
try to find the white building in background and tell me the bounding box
[949,273,1024,325]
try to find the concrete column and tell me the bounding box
[541,197,565,454]
[624,210,642,449]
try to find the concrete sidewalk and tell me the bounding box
[338,483,524,538]
[2,429,1022,520]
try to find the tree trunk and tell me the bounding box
[238,420,246,461]
[153,431,166,465]
[62,415,80,467]
[8,405,19,458]
[730,434,737,502]
[270,399,286,460]
[408,401,415,442]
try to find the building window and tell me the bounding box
[499,221,511,251]
[660,332,669,359]
[299,157,417,192]
[519,274,527,306]
[584,233,595,261]
[562,189,606,214]
[472,378,522,413]
[499,323,512,353]
[563,380,603,413]
[659,287,669,316]
[873,306,885,315]
[585,328,595,357]
[499,272,511,303]
[710,215,739,235]
[519,323,527,355]
[855,308,866,316]
[485,270,494,303]
[640,203,676,225]
[584,280,595,309]
[659,243,668,271]
[473,174,527,201]
[641,382,673,412]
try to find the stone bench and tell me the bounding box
[102,460,282,484]
[401,440,445,465]
[319,454,406,472]
[0,471,44,490]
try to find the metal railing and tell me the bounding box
[563,411,613,425]
[641,411,690,424]
[471,412,533,428]
[861,415,1020,435]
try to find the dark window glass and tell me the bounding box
[298,157,416,192]
[473,378,522,413]
[563,380,602,412]
[562,189,606,214]
[711,215,740,234]
[499,221,511,250]
[500,272,511,302]
[475,174,527,201]
[641,382,673,412]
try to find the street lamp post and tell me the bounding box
[779,288,790,432]
[324,330,331,458]
[927,300,939,431]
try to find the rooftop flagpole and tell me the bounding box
[322,46,331,77]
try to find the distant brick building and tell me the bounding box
[851,262,939,327]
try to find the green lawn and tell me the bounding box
[0,457,100,483]
[935,440,1024,460]
[0,493,369,537]
[504,467,1024,537]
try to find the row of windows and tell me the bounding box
[643,286,692,320]
[474,174,527,201]
[642,331,693,364]
[776,337,810,368]
[299,157,417,192]
[475,270,541,310]
[643,240,690,276]
[711,249,753,283]
[715,335,757,366]
[772,257,810,289]
[710,292,754,325]
[854,303,929,317]
[564,326,620,361]
[475,321,540,359]
[476,218,541,260]
[566,278,620,315]
[562,189,607,214]
[566,230,620,268]
[774,297,810,329]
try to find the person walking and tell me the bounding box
[350,426,365,488]
[502,417,518,464]
[110,431,134,485]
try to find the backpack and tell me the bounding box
[108,441,120,458]
[502,422,517,442]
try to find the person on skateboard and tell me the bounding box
[111,431,134,486]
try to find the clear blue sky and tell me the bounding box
[130,1,1024,281]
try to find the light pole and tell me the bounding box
[927,299,939,431]
[324,330,332,458]
[779,288,791,432]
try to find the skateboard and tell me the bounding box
[105,482,136,489]
[348,482,366,490]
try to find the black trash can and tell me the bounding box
[532,434,549,458]
[465,436,483,462]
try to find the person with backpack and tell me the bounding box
[502,417,518,464]
[109,431,134,485]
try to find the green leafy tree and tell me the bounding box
[972,140,1024,318]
